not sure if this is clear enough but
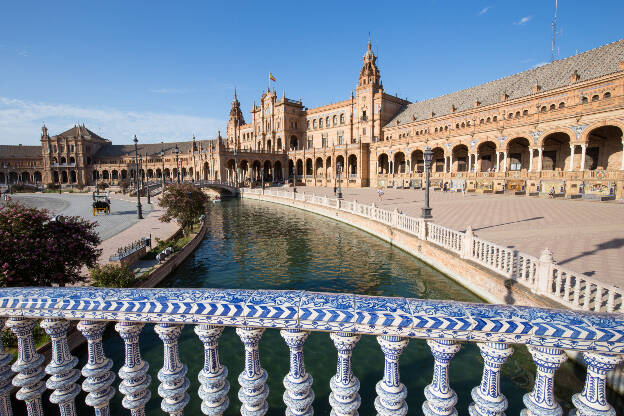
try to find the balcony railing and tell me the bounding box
[0,286,621,416]
[243,188,623,314]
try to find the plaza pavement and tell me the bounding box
[292,186,624,288]
[5,193,179,264]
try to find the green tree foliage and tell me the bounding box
[159,183,208,234]
[90,263,137,288]
[0,202,101,286]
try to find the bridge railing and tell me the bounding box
[242,188,623,314]
[0,287,621,416]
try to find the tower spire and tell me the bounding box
[234,87,238,101]
[368,32,371,50]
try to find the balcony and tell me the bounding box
[0,286,621,416]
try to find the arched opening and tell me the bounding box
[377,153,389,174]
[266,140,272,151]
[325,157,332,178]
[277,138,282,151]
[163,168,170,180]
[477,141,497,172]
[336,155,345,175]
[121,170,128,180]
[52,157,58,165]
[263,160,272,182]
[60,157,67,165]
[112,170,119,180]
[156,168,162,179]
[507,137,531,171]
[305,158,313,176]
[69,156,75,165]
[34,171,42,183]
[542,132,571,170]
[432,147,445,172]
[102,170,109,180]
[393,152,406,174]
[290,135,298,150]
[147,169,154,179]
[91,171,97,181]
[21,172,30,183]
[70,170,77,183]
[348,154,357,176]
[61,171,68,183]
[452,145,469,172]
[274,161,283,181]
[411,150,424,173]
[288,160,295,177]
[585,125,623,170]
[296,159,303,176]
[203,162,209,180]
[251,160,262,182]
[181,167,187,179]
[240,160,249,181]
[315,157,323,176]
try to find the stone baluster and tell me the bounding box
[520,346,566,416]
[115,322,151,416]
[77,320,116,416]
[423,339,461,416]
[7,318,46,416]
[375,335,409,416]
[281,329,314,416]
[571,352,623,416]
[583,281,592,310]
[469,342,513,416]
[236,327,269,416]
[195,325,230,416]
[41,318,81,416]
[0,319,13,416]
[155,324,190,416]
[329,332,361,416]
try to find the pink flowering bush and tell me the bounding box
[0,202,101,287]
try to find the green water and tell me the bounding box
[56,198,618,415]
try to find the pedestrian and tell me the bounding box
[462,182,466,196]
[549,186,555,198]
[377,188,384,202]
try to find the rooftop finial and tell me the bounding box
[368,32,371,50]
[234,87,238,101]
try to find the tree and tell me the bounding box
[0,202,101,287]
[159,183,208,234]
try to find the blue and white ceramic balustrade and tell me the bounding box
[0,287,621,416]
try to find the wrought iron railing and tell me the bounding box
[0,287,621,416]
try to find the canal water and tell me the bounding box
[65,198,618,415]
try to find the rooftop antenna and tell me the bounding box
[551,0,558,62]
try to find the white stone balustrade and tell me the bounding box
[0,287,619,415]
[242,187,623,314]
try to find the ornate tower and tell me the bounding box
[227,89,245,149]
[358,36,381,89]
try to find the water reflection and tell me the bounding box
[61,198,619,416]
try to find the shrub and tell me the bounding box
[46,183,60,190]
[90,264,137,288]
[159,184,208,234]
[97,182,109,190]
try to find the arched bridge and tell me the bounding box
[195,180,239,196]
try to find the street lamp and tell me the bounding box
[160,144,166,190]
[174,145,180,184]
[293,163,297,193]
[233,148,238,187]
[421,146,433,219]
[133,135,143,219]
[144,154,151,204]
[336,161,343,199]
[261,167,265,190]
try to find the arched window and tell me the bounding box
[340,113,345,124]
[591,94,599,102]
[559,102,565,108]
[515,111,521,118]
[333,115,337,125]
[456,123,460,129]
[582,96,588,104]
[434,127,438,133]
[319,118,323,128]
[508,113,513,119]
[493,116,497,122]
[541,106,547,112]
[480,119,484,124]
[549,104,556,110]
[313,119,317,129]
[604,92,611,99]
[461,122,465,128]
[325,116,329,126]
[486,117,491,123]
[523,110,529,116]
[307,120,310,128]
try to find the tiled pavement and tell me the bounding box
[290,186,624,288]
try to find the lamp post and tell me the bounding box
[174,145,180,184]
[160,144,166,190]
[133,135,143,219]
[233,148,238,187]
[144,154,151,204]
[293,163,297,193]
[421,146,433,219]
[336,161,343,199]
[261,167,265,190]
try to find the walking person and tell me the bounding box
[377,188,384,202]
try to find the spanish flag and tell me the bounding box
[269,73,276,82]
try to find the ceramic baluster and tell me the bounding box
[155,323,190,416]
[469,342,513,416]
[520,346,566,416]
[0,319,13,416]
[423,339,461,416]
[115,322,151,416]
[374,335,409,416]
[195,325,230,416]
[571,352,624,416]
[329,332,361,416]
[236,327,269,416]
[281,329,314,416]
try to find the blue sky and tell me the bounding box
[1,1,622,145]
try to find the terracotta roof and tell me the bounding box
[55,125,109,142]
[93,139,217,158]
[0,145,42,159]
[386,39,624,127]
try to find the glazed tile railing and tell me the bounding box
[0,287,622,416]
[242,188,624,313]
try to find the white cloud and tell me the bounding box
[149,88,191,94]
[514,16,533,25]
[0,97,226,146]
[17,50,29,57]
[478,6,491,15]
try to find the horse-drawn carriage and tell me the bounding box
[92,194,110,215]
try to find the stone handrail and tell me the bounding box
[243,187,623,313]
[0,287,622,416]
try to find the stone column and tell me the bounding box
[449,154,453,173]
[538,148,543,172]
[528,149,534,172]
[443,157,448,173]
[569,145,576,171]
[520,346,566,416]
[620,141,624,170]
[571,352,623,416]
[502,151,508,172]
[580,144,587,171]
[496,152,500,172]
[474,153,479,172]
